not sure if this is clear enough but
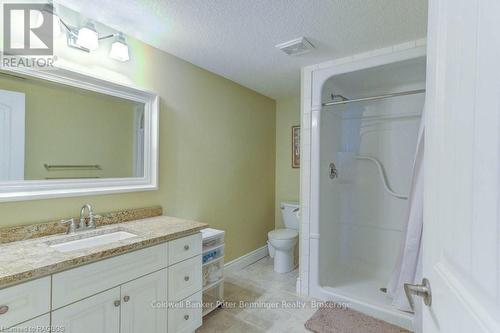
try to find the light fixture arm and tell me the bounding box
[58,17,76,36]
[98,34,116,41]
[58,17,116,41]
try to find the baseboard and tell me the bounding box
[225,245,269,272]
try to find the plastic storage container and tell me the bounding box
[201,228,225,316]
[202,282,224,316]
[203,257,224,288]
[202,244,224,264]
[201,228,225,251]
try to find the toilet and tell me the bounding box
[268,202,299,273]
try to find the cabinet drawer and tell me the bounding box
[168,233,202,265]
[168,255,202,302]
[52,243,168,309]
[168,291,202,333]
[0,277,50,329]
[1,314,50,332]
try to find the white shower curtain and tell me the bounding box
[386,107,425,318]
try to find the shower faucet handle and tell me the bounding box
[329,162,338,179]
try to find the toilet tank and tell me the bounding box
[280,202,300,230]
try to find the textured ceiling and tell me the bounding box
[56,0,428,99]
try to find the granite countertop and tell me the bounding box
[0,216,208,289]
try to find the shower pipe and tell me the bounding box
[322,89,425,107]
[355,155,409,200]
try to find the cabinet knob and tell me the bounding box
[184,275,190,282]
[114,300,121,307]
[184,314,190,321]
[184,245,190,251]
[0,305,8,315]
[123,295,130,302]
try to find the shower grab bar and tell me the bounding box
[355,155,408,200]
[322,89,425,107]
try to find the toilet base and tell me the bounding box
[273,249,294,273]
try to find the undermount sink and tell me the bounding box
[49,231,138,253]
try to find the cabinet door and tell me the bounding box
[121,269,168,333]
[1,314,50,332]
[52,287,120,333]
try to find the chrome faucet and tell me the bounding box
[80,204,96,230]
[60,204,99,234]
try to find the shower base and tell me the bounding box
[313,268,414,331]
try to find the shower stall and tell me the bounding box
[302,45,427,330]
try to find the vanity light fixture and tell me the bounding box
[55,11,130,61]
[109,32,130,62]
[76,21,99,51]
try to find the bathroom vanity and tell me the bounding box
[0,215,207,333]
[0,30,207,332]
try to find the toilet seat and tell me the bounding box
[268,228,298,240]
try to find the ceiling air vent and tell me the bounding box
[275,37,315,56]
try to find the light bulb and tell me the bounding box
[77,21,98,51]
[109,33,130,61]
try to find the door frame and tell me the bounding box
[0,89,25,181]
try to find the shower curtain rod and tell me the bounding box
[322,89,426,107]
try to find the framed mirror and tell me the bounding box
[0,67,159,202]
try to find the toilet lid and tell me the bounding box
[268,229,298,240]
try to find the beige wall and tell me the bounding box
[0,35,276,262]
[275,97,301,228]
[0,75,138,180]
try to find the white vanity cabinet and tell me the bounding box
[52,287,121,333]
[52,242,169,309]
[0,233,203,333]
[52,269,168,333]
[120,269,168,333]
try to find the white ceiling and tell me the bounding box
[56,0,428,100]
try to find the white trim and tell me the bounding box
[133,107,145,178]
[224,245,269,272]
[0,66,159,202]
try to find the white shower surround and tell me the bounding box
[298,40,427,330]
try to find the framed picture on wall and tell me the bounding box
[292,125,300,168]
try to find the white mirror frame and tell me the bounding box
[0,66,159,202]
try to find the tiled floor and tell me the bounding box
[197,257,316,333]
